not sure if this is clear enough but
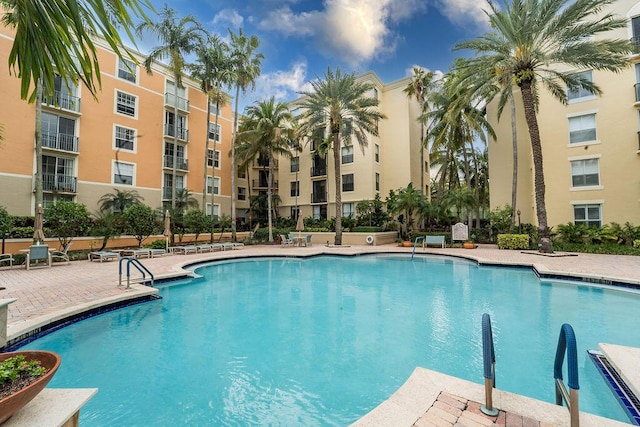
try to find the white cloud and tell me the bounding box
[240,61,313,109]
[434,0,492,29]
[404,65,445,82]
[212,9,244,29]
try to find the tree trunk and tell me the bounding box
[267,153,274,243]
[171,82,179,209]
[509,92,518,226]
[202,94,211,211]
[519,80,552,253]
[333,132,342,245]
[420,121,424,197]
[34,79,43,212]
[231,85,240,241]
[461,140,472,228]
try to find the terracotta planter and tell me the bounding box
[402,241,412,247]
[463,242,476,249]
[0,351,61,424]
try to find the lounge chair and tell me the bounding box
[280,234,293,247]
[51,242,71,265]
[170,245,199,255]
[0,253,14,268]
[26,244,52,270]
[149,249,167,258]
[88,251,119,262]
[305,235,312,247]
[197,244,214,253]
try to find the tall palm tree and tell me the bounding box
[297,67,385,245]
[403,67,435,198]
[388,183,424,240]
[236,98,294,243]
[189,35,233,214]
[98,188,144,213]
[456,0,632,252]
[175,188,199,215]
[1,0,150,212]
[137,5,204,209]
[228,28,263,241]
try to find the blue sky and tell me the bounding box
[136,0,492,109]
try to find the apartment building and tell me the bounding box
[487,0,640,228]
[0,24,246,219]
[275,72,426,221]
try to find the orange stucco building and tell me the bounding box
[0,24,246,219]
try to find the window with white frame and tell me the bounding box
[208,123,220,141]
[237,167,246,179]
[569,114,596,144]
[342,202,355,218]
[375,172,380,192]
[290,181,299,197]
[375,144,380,162]
[114,126,135,151]
[574,204,601,227]
[207,149,220,168]
[567,70,593,101]
[570,158,600,187]
[116,91,136,117]
[342,174,354,192]
[206,203,220,219]
[209,103,219,116]
[290,156,299,173]
[113,161,134,185]
[117,58,137,83]
[238,187,246,200]
[341,146,353,164]
[290,206,300,220]
[206,176,220,195]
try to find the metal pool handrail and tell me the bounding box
[554,323,580,427]
[411,236,425,259]
[480,313,498,416]
[118,257,155,289]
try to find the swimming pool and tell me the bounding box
[19,254,639,425]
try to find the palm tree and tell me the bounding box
[175,188,199,215]
[404,67,435,197]
[228,28,263,241]
[297,67,385,245]
[1,0,150,212]
[98,188,144,213]
[137,5,204,209]
[456,0,632,252]
[388,183,424,240]
[236,98,294,243]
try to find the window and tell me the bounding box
[165,111,187,140]
[342,202,355,218]
[632,15,640,48]
[291,207,300,220]
[166,80,188,110]
[207,149,220,168]
[113,161,134,185]
[341,146,353,164]
[41,113,77,152]
[574,204,601,227]
[375,144,380,162]
[290,181,300,197]
[290,156,299,173]
[571,158,600,187]
[237,167,247,179]
[116,91,136,117]
[313,205,327,220]
[117,58,137,83]
[342,174,354,192]
[114,126,135,151]
[206,203,220,219]
[567,71,593,101]
[208,123,220,141]
[209,103,219,116]
[569,114,596,144]
[238,187,246,201]
[375,173,380,192]
[206,177,220,195]
[373,88,378,100]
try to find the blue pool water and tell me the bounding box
[20,255,640,425]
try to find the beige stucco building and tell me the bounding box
[487,0,640,228]
[276,72,426,221]
[0,24,247,219]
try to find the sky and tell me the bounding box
[133,0,494,109]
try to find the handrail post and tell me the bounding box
[480,313,499,416]
[118,257,128,287]
[554,323,580,427]
[412,236,425,259]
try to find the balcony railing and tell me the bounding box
[310,166,327,177]
[164,124,189,141]
[41,132,79,153]
[42,174,77,193]
[252,179,278,189]
[163,155,188,171]
[42,90,81,113]
[311,191,327,204]
[165,93,189,112]
[162,187,186,200]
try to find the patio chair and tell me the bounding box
[88,251,119,262]
[0,253,14,268]
[51,242,71,265]
[280,234,293,247]
[26,244,52,270]
[305,234,312,247]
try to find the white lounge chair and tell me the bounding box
[88,251,119,262]
[51,242,71,265]
[0,253,14,268]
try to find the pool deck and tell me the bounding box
[1,243,639,426]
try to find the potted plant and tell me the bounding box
[463,241,476,249]
[0,351,61,424]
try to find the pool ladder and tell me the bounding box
[411,236,425,259]
[118,257,155,289]
[480,315,579,426]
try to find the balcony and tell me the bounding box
[163,155,189,171]
[162,187,185,200]
[42,90,81,113]
[252,179,278,190]
[42,174,77,193]
[310,166,327,177]
[42,132,79,153]
[165,92,189,112]
[164,124,189,142]
[311,191,327,204]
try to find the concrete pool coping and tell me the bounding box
[1,244,640,425]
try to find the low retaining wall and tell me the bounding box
[304,231,397,246]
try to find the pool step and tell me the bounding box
[588,350,640,425]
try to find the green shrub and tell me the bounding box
[497,234,530,249]
[144,239,168,249]
[351,226,383,233]
[634,239,640,249]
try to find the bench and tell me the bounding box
[423,235,446,248]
